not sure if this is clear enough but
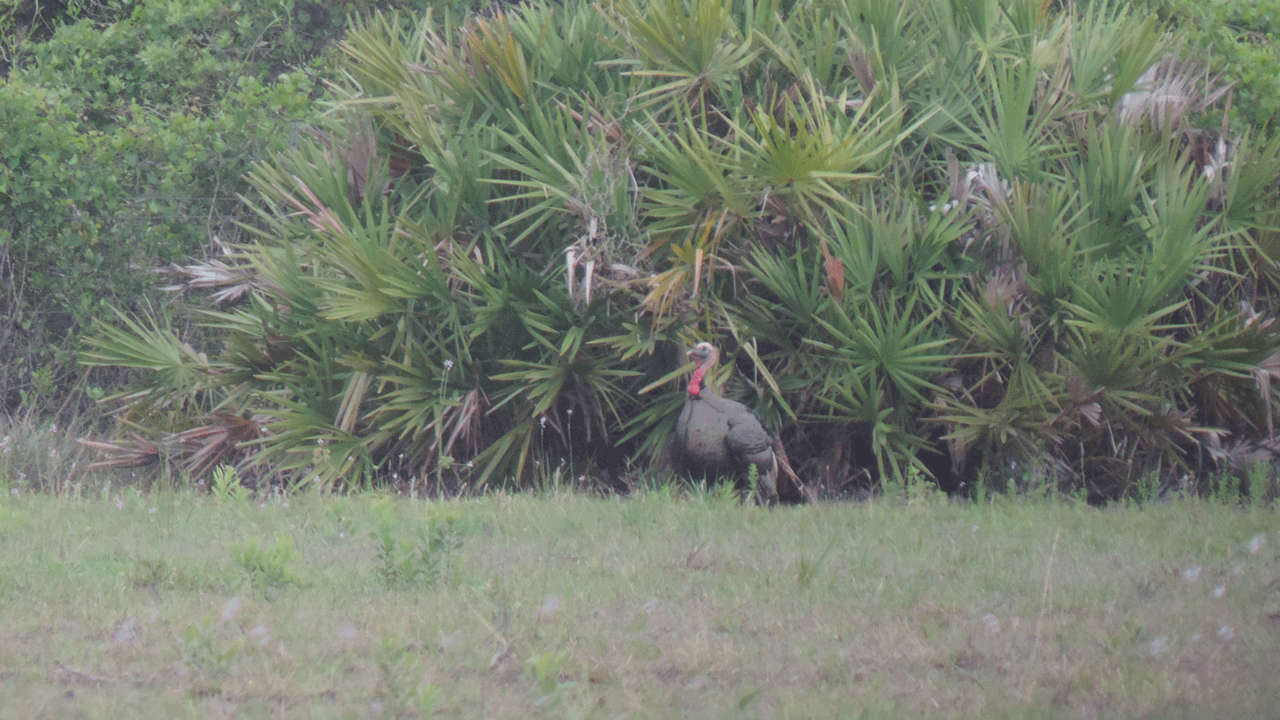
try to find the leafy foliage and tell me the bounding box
[1161,0,1280,132]
[230,534,301,594]
[0,0,364,414]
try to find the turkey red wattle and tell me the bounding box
[687,365,708,396]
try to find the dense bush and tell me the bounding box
[81,0,1280,502]
[0,0,369,414]
[1159,0,1280,132]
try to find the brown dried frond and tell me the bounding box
[1253,350,1280,438]
[1208,436,1274,472]
[847,37,876,95]
[933,152,1012,253]
[78,433,161,470]
[558,99,626,145]
[343,122,379,202]
[277,175,345,236]
[304,119,386,204]
[432,387,487,460]
[164,259,262,305]
[753,191,804,253]
[1118,53,1235,137]
[170,414,264,479]
[1065,374,1103,428]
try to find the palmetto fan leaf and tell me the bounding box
[464,11,534,106]
[814,297,954,409]
[633,104,754,241]
[734,243,828,351]
[80,306,220,412]
[946,59,1075,182]
[1069,0,1170,107]
[836,0,932,90]
[1215,131,1280,237]
[933,373,1064,474]
[603,0,758,111]
[732,76,900,221]
[486,101,633,249]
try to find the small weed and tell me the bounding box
[796,536,838,587]
[904,464,943,505]
[692,477,739,504]
[635,476,681,501]
[130,557,171,589]
[371,516,462,589]
[1210,470,1241,504]
[884,463,944,505]
[328,506,357,539]
[230,535,300,594]
[1132,470,1161,505]
[532,461,579,496]
[210,464,251,503]
[183,619,238,679]
[372,524,418,587]
[1245,460,1277,506]
[526,649,576,703]
[375,637,441,719]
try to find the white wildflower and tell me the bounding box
[1246,534,1265,556]
[981,613,1000,635]
[1147,636,1169,657]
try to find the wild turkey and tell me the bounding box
[669,342,807,503]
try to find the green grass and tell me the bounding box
[0,486,1276,719]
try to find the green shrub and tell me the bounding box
[1157,0,1280,132]
[371,515,462,588]
[81,0,1280,503]
[230,534,300,593]
[0,0,369,415]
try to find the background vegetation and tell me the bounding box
[7,0,1280,501]
[0,0,372,415]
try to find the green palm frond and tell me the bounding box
[946,60,1075,181]
[603,0,758,111]
[733,76,899,220]
[633,104,754,243]
[486,101,633,248]
[815,294,954,408]
[465,11,534,106]
[1070,0,1170,109]
[81,306,219,411]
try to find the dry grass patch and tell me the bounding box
[0,488,1276,719]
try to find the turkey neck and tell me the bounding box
[686,361,721,399]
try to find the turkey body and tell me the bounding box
[670,343,779,502]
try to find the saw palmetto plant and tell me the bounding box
[82,0,1280,501]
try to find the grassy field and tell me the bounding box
[0,484,1276,719]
